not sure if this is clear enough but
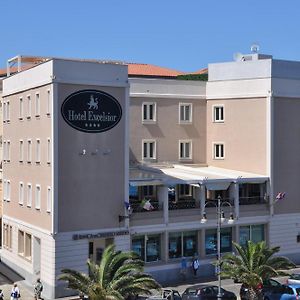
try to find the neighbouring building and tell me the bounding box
[1,53,300,298]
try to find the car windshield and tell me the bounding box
[188,289,197,295]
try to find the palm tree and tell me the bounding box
[220,241,295,300]
[59,244,161,300]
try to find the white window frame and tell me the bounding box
[179,140,192,160]
[6,180,11,202]
[27,139,32,163]
[3,140,7,162]
[27,95,31,119]
[47,138,51,164]
[3,180,7,201]
[7,140,11,162]
[179,103,193,124]
[47,186,52,213]
[142,139,157,160]
[36,139,41,163]
[35,184,41,210]
[213,105,225,123]
[19,97,24,120]
[142,102,156,123]
[35,93,40,117]
[213,143,225,160]
[46,89,51,116]
[19,182,24,205]
[19,140,24,162]
[27,183,32,207]
[6,100,10,122]
[3,101,6,122]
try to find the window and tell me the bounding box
[179,141,192,160]
[7,141,11,162]
[179,184,192,197]
[205,228,232,255]
[47,186,52,213]
[27,95,31,119]
[35,93,40,117]
[47,138,51,164]
[6,101,10,121]
[179,103,192,123]
[240,225,265,247]
[19,140,24,162]
[132,234,161,262]
[3,102,6,122]
[35,185,41,210]
[214,143,224,159]
[3,224,12,250]
[142,102,156,122]
[6,180,11,202]
[169,231,197,259]
[19,97,24,119]
[27,183,32,207]
[25,233,32,259]
[3,141,6,162]
[213,105,224,122]
[3,180,7,201]
[36,139,41,163]
[142,140,156,160]
[27,139,32,162]
[47,89,51,115]
[19,182,24,205]
[142,186,154,198]
[18,230,24,255]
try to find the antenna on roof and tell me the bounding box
[250,43,260,53]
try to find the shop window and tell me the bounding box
[169,231,197,259]
[205,228,232,255]
[132,234,161,262]
[169,232,182,258]
[240,224,265,247]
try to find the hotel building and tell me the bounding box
[1,53,300,298]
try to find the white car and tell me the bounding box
[287,274,300,285]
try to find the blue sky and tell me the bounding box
[1,0,299,72]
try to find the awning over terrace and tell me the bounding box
[130,164,268,190]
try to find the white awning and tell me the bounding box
[130,164,268,188]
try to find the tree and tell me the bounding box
[220,241,295,300]
[59,244,161,300]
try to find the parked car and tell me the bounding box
[240,278,283,300]
[182,285,237,300]
[147,289,182,300]
[263,284,300,300]
[287,274,300,285]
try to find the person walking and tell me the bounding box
[180,256,188,280]
[34,278,43,300]
[10,283,20,300]
[191,255,200,277]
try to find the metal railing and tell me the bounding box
[169,199,197,210]
[239,196,266,205]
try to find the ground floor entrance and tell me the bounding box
[88,238,114,264]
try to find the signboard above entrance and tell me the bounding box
[61,89,122,133]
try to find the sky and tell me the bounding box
[1,0,300,72]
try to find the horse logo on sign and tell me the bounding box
[87,95,98,110]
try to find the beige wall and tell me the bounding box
[3,85,52,231]
[130,97,206,164]
[273,97,300,214]
[206,97,267,174]
[57,84,127,232]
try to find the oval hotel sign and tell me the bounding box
[61,90,122,133]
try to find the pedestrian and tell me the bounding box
[180,256,187,280]
[0,289,4,300]
[191,255,200,277]
[10,283,20,300]
[34,278,43,300]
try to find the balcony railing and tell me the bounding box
[239,196,266,205]
[169,198,197,210]
[129,199,160,212]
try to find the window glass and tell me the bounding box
[169,232,182,259]
[132,236,145,261]
[205,228,232,255]
[146,235,161,262]
[240,226,250,247]
[183,231,197,257]
[251,225,264,243]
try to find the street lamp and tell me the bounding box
[201,195,235,300]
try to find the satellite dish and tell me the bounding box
[251,43,260,53]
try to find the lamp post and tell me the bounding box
[201,195,234,300]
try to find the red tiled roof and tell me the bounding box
[127,63,183,77]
